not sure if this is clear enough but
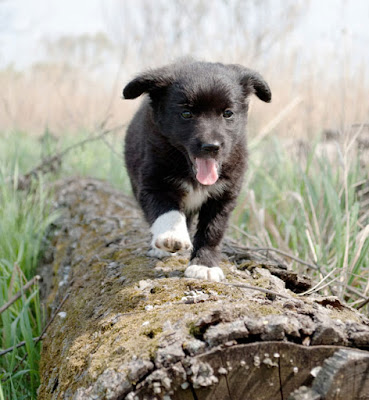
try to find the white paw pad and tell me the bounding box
[154,232,192,253]
[151,211,192,253]
[184,265,225,282]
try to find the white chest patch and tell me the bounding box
[181,182,227,213]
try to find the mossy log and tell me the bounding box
[38,178,369,400]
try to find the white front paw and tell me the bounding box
[154,232,192,253]
[184,265,225,282]
[151,211,192,253]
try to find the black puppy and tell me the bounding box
[123,61,271,281]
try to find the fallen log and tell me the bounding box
[38,178,369,400]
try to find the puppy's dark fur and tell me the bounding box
[123,61,271,278]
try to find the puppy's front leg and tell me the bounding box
[149,210,192,258]
[184,195,236,282]
[136,178,192,257]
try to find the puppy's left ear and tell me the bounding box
[123,66,175,99]
[230,65,272,103]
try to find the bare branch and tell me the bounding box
[7,123,126,190]
[0,336,43,357]
[0,275,41,315]
[3,292,70,380]
[221,282,290,299]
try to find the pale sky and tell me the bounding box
[1,0,369,69]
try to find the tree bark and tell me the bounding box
[38,178,369,400]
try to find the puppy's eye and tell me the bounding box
[223,109,234,119]
[180,110,193,119]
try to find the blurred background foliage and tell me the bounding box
[1,0,368,137]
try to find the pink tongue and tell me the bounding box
[195,158,219,185]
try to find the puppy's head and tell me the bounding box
[123,61,271,185]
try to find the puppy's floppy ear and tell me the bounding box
[123,66,175,99]
[229,64,272,103]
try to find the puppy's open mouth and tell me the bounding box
[194,158,219,185]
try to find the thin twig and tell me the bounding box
[249,247,319,270]
[299,277,340,297]
[101,135,124,158]
[356,296,369,310]
[237,245,318,271]
[227,237,369,301]
[0,275,41,315]
[230,223,259,242]
[5,292,70,379]
[297,268,337,296]
[230,224,319,270]
[346,285,369,301]
[250,96,303,147]
[8,123,126,190]
[221,282,290,299]
[50,124,124,160]
[0,336,43,357]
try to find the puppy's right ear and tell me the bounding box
[228,64,271,103]
[123,67,175,99]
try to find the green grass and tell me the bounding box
[233,137,369,298]
[0,130,129,398]
[0,175,57,399]
[0,129,368,398]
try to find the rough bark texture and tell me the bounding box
[38,178,369,400]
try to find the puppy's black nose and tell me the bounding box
[201,143,220,154]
